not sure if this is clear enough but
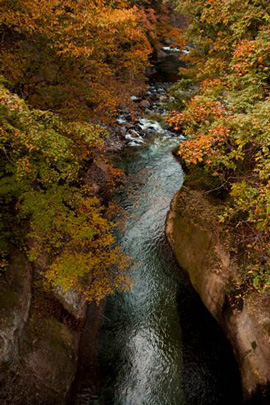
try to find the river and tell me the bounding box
[72,60,243,405]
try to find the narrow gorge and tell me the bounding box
[1,1,270,404]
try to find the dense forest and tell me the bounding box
[1,0,270,403]
[169,0,270,295]
[0,0,180,301]
[2,0,269,310]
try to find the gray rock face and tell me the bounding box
[15,315,79,404]
[0,248,81,404]
[166,189,270,400]
[225,295,270,397]
[54,287,87,320]
[0,248,32,380]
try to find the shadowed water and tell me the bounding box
[94,134,242,405]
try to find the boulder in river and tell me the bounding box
[140,100,151,109]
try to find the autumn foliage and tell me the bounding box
[169,0,270,292]
[0,0,153,120]
[0,0,168,301]
[0,82,132,301]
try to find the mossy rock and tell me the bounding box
[20,313,78,401]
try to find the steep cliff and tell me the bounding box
[0,151,116,404]
[0,247,81,404]
[166,187,270,403]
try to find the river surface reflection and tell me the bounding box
[96,132,242,405]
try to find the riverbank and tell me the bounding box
[166,186,270,403]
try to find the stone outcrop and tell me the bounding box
[54,287,87,320]
[0,248,82,404]
[0,248,32,381]
[166,188,270,402]
[11,314,79,404]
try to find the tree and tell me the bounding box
[0,82,130,301]
[169,0,270,292]
[0,0,152,121]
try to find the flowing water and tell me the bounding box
[99,135,186,404]
[72,75,243,404]
[95,131,242,405]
